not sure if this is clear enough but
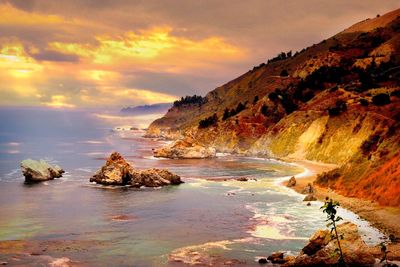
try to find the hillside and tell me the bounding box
[147,8,400,206]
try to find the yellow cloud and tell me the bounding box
[80,86,178,106]
[42,95,76,108]
[0,3,65,25]
[0,42,43,78]
[49,27,245,66]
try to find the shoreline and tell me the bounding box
[282,158,400,259]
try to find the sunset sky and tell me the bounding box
[0,0,398,108]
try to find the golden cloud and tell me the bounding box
[0,4,246,108]
[49,27,245,69]
[79,87,178,106]
[42,95,76,108]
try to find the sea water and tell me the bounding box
[0,108,385,266]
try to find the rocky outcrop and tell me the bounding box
[21,159,64,183]
[285,222,375,266]
[286,176,296,187]
[153,139,216,159]
[90,152,183,187]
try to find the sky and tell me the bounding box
[0,0,398,109]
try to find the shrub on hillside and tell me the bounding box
[173,95,205,108]
[391,90,400,97]
[360,134,381,155]
[253,95,259,104]
[372,93,391,106]
[328,100,347,116]
[221,102,247,121]
[268,92,279,102]
[359,98,369,106]
[260,104,268,116]
[198,113,218,128]
[280,69,289,77]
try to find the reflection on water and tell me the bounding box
[0,109,386,266]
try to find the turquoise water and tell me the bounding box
[0,108,385,266]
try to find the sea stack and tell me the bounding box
[21,159,65,183]
[90,152,183,187]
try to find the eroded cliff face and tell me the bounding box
[147,9,400,206]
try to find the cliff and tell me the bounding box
[147,9,400,206]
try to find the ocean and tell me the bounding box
[0,108,385,266]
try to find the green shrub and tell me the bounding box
[198,113,218,128]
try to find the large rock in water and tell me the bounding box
[21,159,65,183]
[90,152,183,187]
[285,222,375,266]
[153,139,216,159]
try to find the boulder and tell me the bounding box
[21,159,65,183]
[90,152,183,187]
[303,194,317,201]
[153,139,216,159]
[267,252,285,264]
[285,222,375,266]
[236,177,248,182]
[258,258,268,264]
[90,152,134,185]
[301,183,314,194]
[286,176,296,187]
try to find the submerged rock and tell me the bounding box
[286,176,296,187]
[258,258,268,264]
[90,152,183,187]
[153,138,216,159]
[21,159,64,183]
[286,222,375,266]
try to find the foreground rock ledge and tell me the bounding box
[90,152,183,187]
[283,222,375,266]
[153,138,216,159]
[21,159,64,183]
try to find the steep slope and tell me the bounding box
[147,8,400,206]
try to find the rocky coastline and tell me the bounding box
[153,138,216,159]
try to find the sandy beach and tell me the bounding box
[283,158,400,260]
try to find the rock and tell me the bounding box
[267,252,286,264]
[306,202,311,206]
[153,138,216,159]
[21,159,65,183]
[236,177,248,182]
[286,176,296,187]
[49,257,71,267]
[130,168,182,187]
[258,258,268,264]
[301,183,314,194]
[303,194,317,201]
[90,152,134,185]
[90,152,183,187]
[286,222,375,266]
